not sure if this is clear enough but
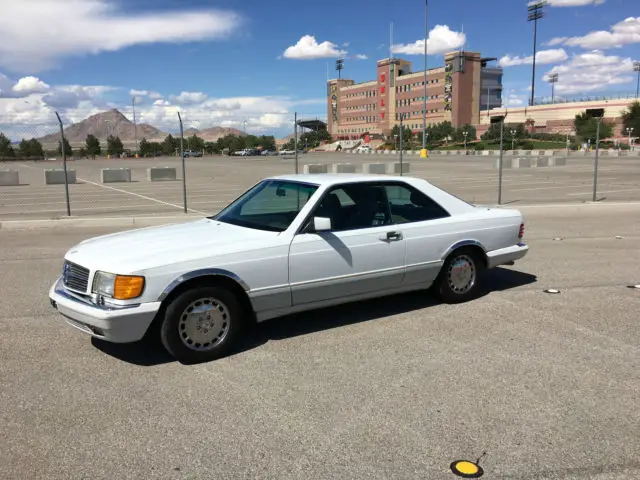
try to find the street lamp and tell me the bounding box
[528,1,546,106]
[586,108,604,202]
[463,131,468,152]
[491,111,508,204]
[627,127,635,150]
[510,129,516,150]
[547,73,558,104]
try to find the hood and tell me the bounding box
[64,218,279,274]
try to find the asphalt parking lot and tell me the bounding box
[1,152,639,221]
[1,203,639,479]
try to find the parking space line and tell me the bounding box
[78,178,209,215]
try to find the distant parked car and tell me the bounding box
[261,150,278,156]
[279,149,296,155]
[183,150,203,158]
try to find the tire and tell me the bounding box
[435,249,485,304]
[160,285,245,363]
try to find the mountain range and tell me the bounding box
[37,109,248,146]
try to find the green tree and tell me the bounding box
[451,124,477,142]
[139,138,151,156]
[186,134,205,152]
[107,135,124,156]
[161,134,178,155]
[391,124,413,148]
[57,137,72,156]
[27,138,44,158]
[621,101,640,140]
[85,134,101,158]
[0,133,14,159]
[574,112,613,143]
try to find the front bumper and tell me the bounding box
[48,276,161,343]
[487,243,529,268]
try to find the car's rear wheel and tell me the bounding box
[160,285,245,363]
[435,249,485,304]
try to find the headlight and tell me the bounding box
[92,271,145,300]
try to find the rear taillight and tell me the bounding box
[519,223,525,239]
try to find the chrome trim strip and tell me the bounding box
[440,240,487,261]
[157,268,250,302]
[52,277,140,311]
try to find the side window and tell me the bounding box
[308,184,391,232]
[384,183,449,224]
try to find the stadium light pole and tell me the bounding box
[634,61,640,98]
[421,0,429,158]
[548,73,558,104]
[528,1,546,106]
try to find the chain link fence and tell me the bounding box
[0,109,330,219]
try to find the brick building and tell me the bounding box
[327,50,503,139]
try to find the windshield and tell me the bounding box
[212,179,319,232]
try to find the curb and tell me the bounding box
[0,214,203,231]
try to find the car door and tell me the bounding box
[382,182,455,286]
[288,183,406,306]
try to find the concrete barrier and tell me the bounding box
[0,170,20,186]
[495,158,512,169]
[511,157,532,168]
[303,164,328,174]
[544,150,555,156]
[101,168,131,183]
[482,150,490,156]
[388,162,410,174]
[363,163,386,174]
[331,163,357,173]
[553,157,567,166]
[44,169,76,185]
[147,167,177,181]
[607,150,619,157]
[536,156,550,167]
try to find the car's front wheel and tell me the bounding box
[435,249,485,304]
[160,285,245,363]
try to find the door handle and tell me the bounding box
[381,231,402,242]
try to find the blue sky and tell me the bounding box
[0,0,638,138]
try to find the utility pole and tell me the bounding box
[491,112,507,205]
[587,108,604,202]
[528,1,546,106]
[421,0,428,158]
[634,61,640,98]
[132,96,138,154]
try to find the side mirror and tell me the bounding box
[313,217,332,232]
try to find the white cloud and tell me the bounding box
[543,50,635,95]
[545,0,605,6]
[283,35,347,59]
[546,17,640,49]
[169,92,209,105]
[130,89,149,97]
[0,0,243,72]
[354,54,368,60]
[0,70,326,140]
[12,76,51,95]
[391,25,466,55]
[499,48,568,67]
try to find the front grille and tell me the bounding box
[63,261,90,292]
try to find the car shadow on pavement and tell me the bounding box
[240,267,537,351]
[91,337,175,366]
[91,267,537,366]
